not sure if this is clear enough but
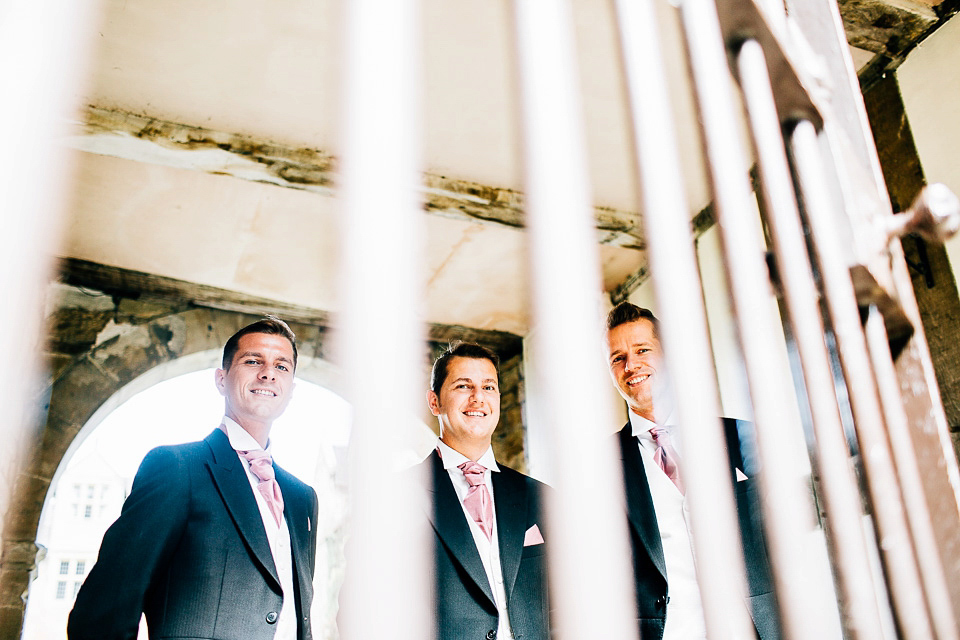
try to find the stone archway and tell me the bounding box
[1,263,528,637]
[0,305,330,637]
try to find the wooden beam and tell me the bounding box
[863,72,960,434]
[56,258,523,356]
[610,197,721,304]
[69,106,645,250]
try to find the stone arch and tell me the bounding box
[1,306,331,636]
[2,269,528,637]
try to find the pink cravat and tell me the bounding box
[650,427,684,494]
[239,449,285,527]
[459,460,494,541]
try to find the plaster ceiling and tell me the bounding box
[57,0,950,335]
[59,0,695,334]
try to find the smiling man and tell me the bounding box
[605,302,778,640]
[69,316,318,640]
[420,342,551,640]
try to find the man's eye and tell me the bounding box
[276,364,288,372]
[611,355,623,364]
[245,359,260,365]
[484,385,497,392]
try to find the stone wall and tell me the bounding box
[492,353,526,473]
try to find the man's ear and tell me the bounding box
[426,390,441,417]
[214,368,227,395]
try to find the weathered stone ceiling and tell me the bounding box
[840,0,959,86]
[842,0,939,55]
[58,0,705,335]
[71,107,645,251]
[58,0,958,336]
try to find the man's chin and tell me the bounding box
[627,400,653,415]
[623,390,650,406]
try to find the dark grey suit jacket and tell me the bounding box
[617,419,780,640]
[422,450,551,640]
[68,428,319,640]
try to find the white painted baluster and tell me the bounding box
[335,1,433,638]
[511,0,639,638]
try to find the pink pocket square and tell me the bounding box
[523,524,544,546]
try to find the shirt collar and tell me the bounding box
[436,439,500,473]
[629,411,656,440]
[628,410,677,445]
[222,416,272,454]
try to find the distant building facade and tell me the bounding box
[21,448,146,639]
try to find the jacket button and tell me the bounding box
[266,611,279,624]
[655,595,670,609]
[486,630,497,640]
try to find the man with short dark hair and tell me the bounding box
[419,342,551,640]
[605,302,777,640]
[69,316,318,640]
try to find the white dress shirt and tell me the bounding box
[437,439,514,640]
[629,412,707,640]
[222,417,297,640]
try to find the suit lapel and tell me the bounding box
[426,451,497,608]
[618,423,667,581]
[205,429,281,589]
[492,467,526,602]
[276,466,312,601]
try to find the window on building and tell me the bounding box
[83,505,92,519]
[87,484,95,499]
[76,560,85,575]
[71,503,78,517]
[73,581,82,597]
[73,484,80,499]
[101,484,109,497]
[56,582,66,599]
[59,561,69,575]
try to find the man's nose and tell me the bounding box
[258,364,275,380]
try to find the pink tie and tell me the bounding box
[459,461,494,541]
[650,427,684,494]
[239,449,285,527]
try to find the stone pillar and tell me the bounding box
[492,353,527,473]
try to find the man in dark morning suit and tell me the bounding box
[68,316,319,640]
[604,302,779,640]
[420,342,551,640]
